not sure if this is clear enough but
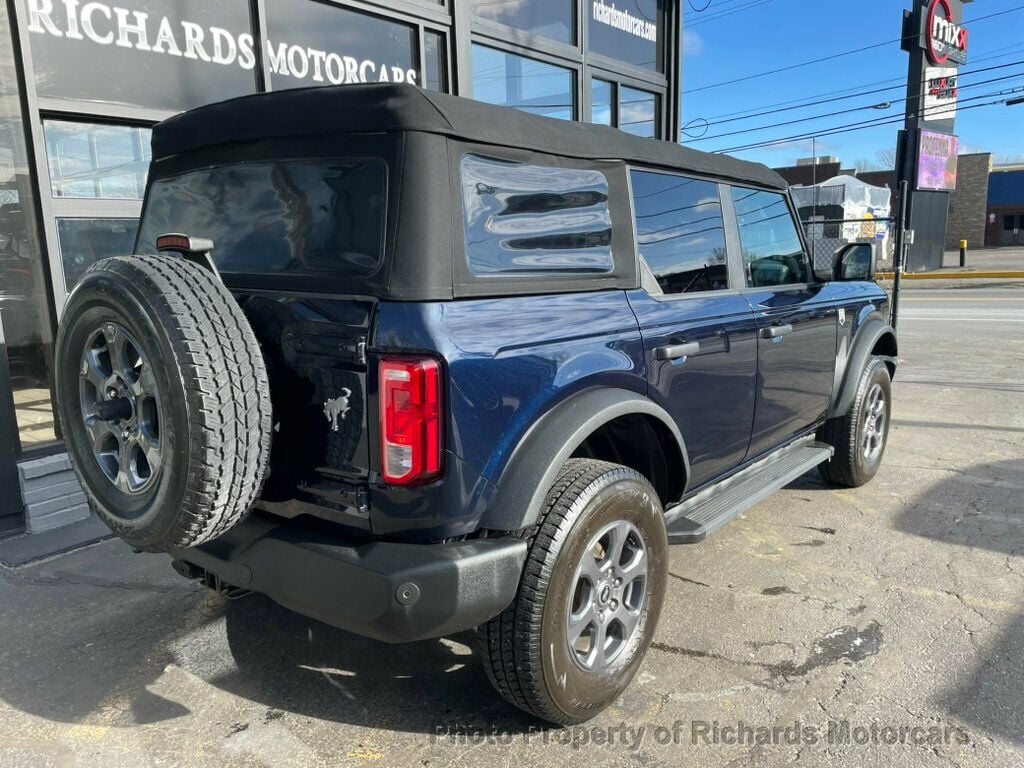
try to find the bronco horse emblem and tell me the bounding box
[323,388,352,432]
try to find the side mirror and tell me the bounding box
[833,242,875,282]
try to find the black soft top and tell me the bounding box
[152,83,786,190]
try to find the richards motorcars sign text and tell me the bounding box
[26,0,420,87]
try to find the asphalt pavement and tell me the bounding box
[1,283,1022,768]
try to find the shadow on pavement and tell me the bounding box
[894,459,1024,744]
[214,594,537,734]
[0,567,215,726]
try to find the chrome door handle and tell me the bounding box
[761,324,794,339]
[655,342,701,361]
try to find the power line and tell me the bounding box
[687,0,781,28]
[689,67,1024,143]
[686,3,1024,94]
[711,88,1024,154]
[685,41,1024,126]
[689,57,1024,133]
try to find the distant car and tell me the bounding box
[55,84,897,725]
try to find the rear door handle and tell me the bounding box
[761,324,794,339]
[655,342,701,361]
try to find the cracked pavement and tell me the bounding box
[1,285,1022,767]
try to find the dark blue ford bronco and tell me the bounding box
[55,84,897,725]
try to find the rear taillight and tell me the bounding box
[379,356,443,485]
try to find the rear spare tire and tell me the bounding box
[55,256,272,552]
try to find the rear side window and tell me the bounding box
[630,170,728,294]
[731,188,809,287]
[137,159,387,277]
[460,154,614,276]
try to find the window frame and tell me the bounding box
[723,183,820,291]
[626,165,745,303]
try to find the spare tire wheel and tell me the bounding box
[55,256,272,552]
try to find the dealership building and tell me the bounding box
[0,0,682,546]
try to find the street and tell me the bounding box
[2,282,1022,768]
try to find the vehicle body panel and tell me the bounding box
[626,289,758,487]
[742,284,838,459]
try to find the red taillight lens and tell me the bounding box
[379,356,443,485]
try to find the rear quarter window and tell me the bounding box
[460,154,614,277]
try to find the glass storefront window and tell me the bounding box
[590,78,613,125]
[265,0,419,90]
[589,0,664,72]
[472,45,574,121]
[57,218,139,290]
[26,0,256,112]
[1,4,57,450]
[471,0,575,45]
[44,122,152,200]
[619,86,658,138]
[424,31,446,92]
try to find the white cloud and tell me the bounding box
[683,28,704,57]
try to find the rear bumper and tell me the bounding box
[171,515,527,643]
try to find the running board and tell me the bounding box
[665,440,834,544]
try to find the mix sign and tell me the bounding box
[925,0,968,66]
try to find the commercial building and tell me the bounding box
[0,0,682,541]
[986,163,1024,247]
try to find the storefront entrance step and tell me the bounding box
[0,515,111,567]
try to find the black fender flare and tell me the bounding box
[478,388,690,533]
[828,317,898,419]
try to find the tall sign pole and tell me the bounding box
[896,0,969,274]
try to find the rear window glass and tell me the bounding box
[460,154,614,276]
[137,159,386,277]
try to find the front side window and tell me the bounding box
[631,171,727,294]
[137,159,387,277]
[461,154,613,276]
[731,188,809,287]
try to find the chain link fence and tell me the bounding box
[803,218,895,273]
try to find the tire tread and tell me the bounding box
[68,256,272,552]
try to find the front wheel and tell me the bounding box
[818,358,892,487]
[478,459,668,724]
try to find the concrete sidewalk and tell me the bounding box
[878,246,1024,281]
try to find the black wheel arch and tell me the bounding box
[478,388,689,533]
[829,317,898,420]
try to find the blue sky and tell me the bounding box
[680,0,1024,169]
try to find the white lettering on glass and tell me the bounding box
[25,1,420,87]
[591,0,658,43]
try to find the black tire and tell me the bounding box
[818,358,891,488]
[55,256,272,552]
[478,459,668,725]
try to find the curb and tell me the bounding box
[876,271,1024,280]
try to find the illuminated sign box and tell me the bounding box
[916,129,959,191]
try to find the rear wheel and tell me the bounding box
[818,358,891,487]
[478,459,667,724]
[56,256,272,552]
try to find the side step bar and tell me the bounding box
[665,440,834,544]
